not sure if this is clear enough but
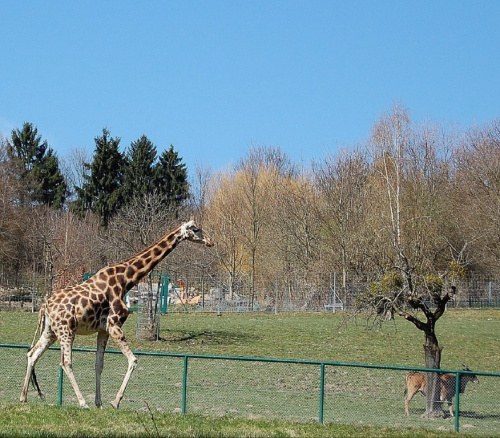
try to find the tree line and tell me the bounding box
[0,124,190,290]
[0,106,499,302]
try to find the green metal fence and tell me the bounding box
[1,344,499,435]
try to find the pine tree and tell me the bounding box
[74,128,124,227]
[7,122,67,208]
[153,145,189,209]
[122,135,157,202]
[31,149,67,208]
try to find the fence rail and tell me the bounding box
[1,344,499,434]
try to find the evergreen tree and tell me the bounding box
[7,122,67,208]
[74,128,124,227]
[32,149,67,208]
[153,145,189,209]
[122,135,157,202]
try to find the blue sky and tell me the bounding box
[1,1,499,173]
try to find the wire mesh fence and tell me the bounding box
[2,274,500,314]
[1,344,499,435]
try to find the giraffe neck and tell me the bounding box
[121,224,185,287]
[91,224,186,297]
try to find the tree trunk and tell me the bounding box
[424,340,444,417]
[403,287,455,418]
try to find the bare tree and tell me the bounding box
[365,105,457,417]
[107,191,177,258]
[61,147,91,200]
[190,163,213,221]
[0,137,27,284]
[234,148,275,307]
[314,148,370,288]
[205,170,247,299]
[451,119,500,277]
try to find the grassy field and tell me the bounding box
[0,308,499,437]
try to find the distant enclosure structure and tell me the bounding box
[1,273,499,314]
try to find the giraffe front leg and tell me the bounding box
[95,332,109,408]
[60,337,89,409]
[108,325,137,409]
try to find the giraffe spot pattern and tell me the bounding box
[126,266,135,279]
[133,259,144,270]
[96,281,107,291]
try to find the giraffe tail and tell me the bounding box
[28,304,47,399]
[29,365,45,399]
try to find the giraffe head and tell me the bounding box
[180,218,214,247]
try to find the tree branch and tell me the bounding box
[399,310,428,332]
[433,286,456,320]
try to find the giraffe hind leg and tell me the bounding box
[95,332,109,408]
[20,330,56,403]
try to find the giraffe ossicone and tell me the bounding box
[20,218,213,409]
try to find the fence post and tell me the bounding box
[319,363,325,424]
[455,372,460,433]
[58,366,63,406]
[182,356,188,414]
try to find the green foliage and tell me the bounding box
[7,122,67,208]
[154,145,189,209]
[423,273,443,294]
[449,260,466,282]
[73,129,125,227]
[370,271,404,295]
[74,133,189,226]
[122,135,157,201]
[31,148,67,208]
[356,271,403,311]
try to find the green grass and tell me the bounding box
[3,309,498,370]
[1,308,499,437]
[0,404,475,438]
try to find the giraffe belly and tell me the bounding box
[75,323,98,335]
[75,314,107,335]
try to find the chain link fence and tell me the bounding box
[1,345,499,435]
[159,275,500,314]
[1,274,500,314]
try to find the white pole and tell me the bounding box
[333,272,337,313]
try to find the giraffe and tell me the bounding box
[177,278,187,302]
[20,218,213,409]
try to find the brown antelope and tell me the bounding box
[404,364,479,416]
